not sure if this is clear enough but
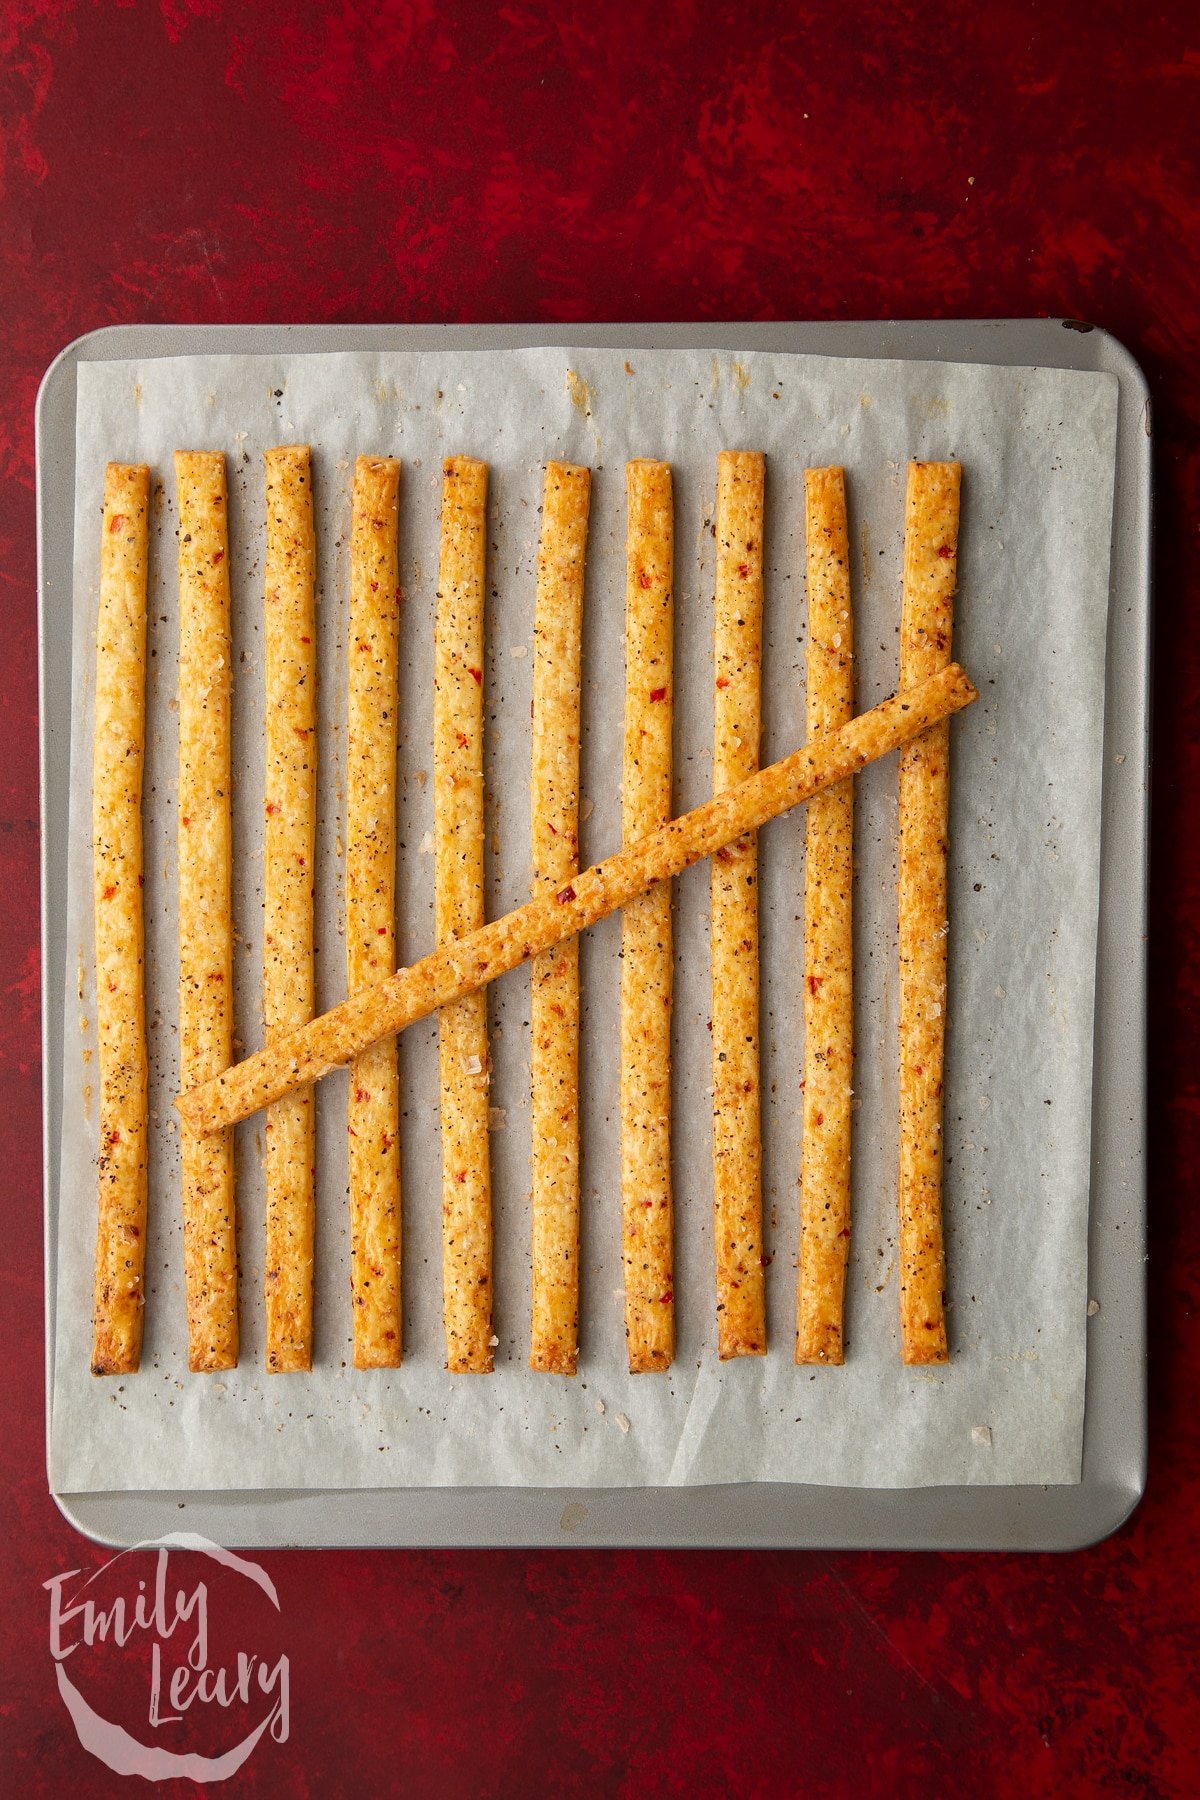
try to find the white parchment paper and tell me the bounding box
[51,346,1118,1493]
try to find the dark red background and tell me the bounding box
[3,2,1198,1794]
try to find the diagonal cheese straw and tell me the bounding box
[179,664,978,1135]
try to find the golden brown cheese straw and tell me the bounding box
[263,446,317,1373]
[435,457,493,1373]
[179,665,978,1136]
[529,462,591,1374]
[898,460,962,1365]
[796,467,856,1366]
[621,460,675,1374]
[91,463,151,1375]
[711,451,767,1359]
[176,450,238,1373]
[346,457,402,1369]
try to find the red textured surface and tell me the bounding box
[3,3,1198,1794]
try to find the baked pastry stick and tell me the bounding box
[621,460,675,1373]
[898,460,962,1365]
[91,462,151,1375]
[796,467,855,1365]
[529,462,591,1375]
[179,665,979,1134]
[710,451,767,1359]
[263,446,317,1373]
[176,451,239,1373]
[346,456,402,1369]
[435,456,493,1373]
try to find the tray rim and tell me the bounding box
[38,318,1150,1552]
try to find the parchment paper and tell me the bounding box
[51,345,1118,1493]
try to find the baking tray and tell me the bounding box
[38,320,1149,1550]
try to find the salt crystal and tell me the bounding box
[1087,1298,1101,1318]
[418,830,434,855]
[971,1425,992,1447]
[488,1107,507,1131]
[594,1399,605,1415]
[615,1413,631,1435]
[464,1054,483,1077]
[580,797,594,822]
[508,643,528,658]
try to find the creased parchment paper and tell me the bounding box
[51,346,1117,1493]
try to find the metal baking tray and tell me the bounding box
[38,320,1149,1550]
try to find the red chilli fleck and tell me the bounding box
[468,666,482,685]
[808,975,822,995]
[637,569,652,590]
[937,544,954,559]
[649,686,667,703]
[715,676,729,690]
[212,549,224,564]
[556,885,576,904]
[108,514,126,534]
[102,883,117,900]
[737,562,750,578]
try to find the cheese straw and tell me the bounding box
[529,462,591,1374]
[179,665,977,1135]
[91,462,151,1375]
